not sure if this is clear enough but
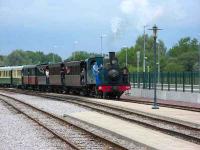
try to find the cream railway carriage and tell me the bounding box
[0,66,23,87]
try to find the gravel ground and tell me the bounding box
[0,91,151,149]
[0,92,126,150]
[0,99,74,150]
[5,92,89,116]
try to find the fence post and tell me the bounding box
[143,72,145,89]
[161,72,163,90]
[149,72,151,90]
[167,72,170,91]
[138,72,140,88]
[191,72,193,93]
[175,72,177,91]
[183,72,185,92]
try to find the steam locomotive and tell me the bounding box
[0,52,131,99]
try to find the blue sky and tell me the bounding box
[0,0,200,59]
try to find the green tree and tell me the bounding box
[6,49,31,65]
[46,53,62,63]
[5,49,62,66]
[117,35,167,72]
[165,37,199,71]
[0,55,6,66]
[66,51,101,61]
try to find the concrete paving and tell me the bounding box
[89,98,200,128]
[71,111,200,150]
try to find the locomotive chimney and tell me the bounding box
[109,52,115,64]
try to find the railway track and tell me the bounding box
[36,93,200,144]
[1,88,200,145]
[0,93,129,150]
[2,87,200,112]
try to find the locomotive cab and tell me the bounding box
[85,56,103,85]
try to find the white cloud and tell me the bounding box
[120,0,148,14]
[119,0,164,30]
[111,17,122,34]
[116,0,196,32]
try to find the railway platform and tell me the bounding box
[71,111,200,150]
[122,94,200,110]
[88,97,200,129]
[68,97,200,149]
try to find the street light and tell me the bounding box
[157,45,160,83]
[143,25,149,73]
[149,24,162,109]
[100,34,107,56]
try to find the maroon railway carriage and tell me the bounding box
[36,64,49,90]
[48,62,64,91]
[22,65,37,88]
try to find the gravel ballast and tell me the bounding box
[0,99,74,150]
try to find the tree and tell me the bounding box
[117,34,167,72]
[46,53,62,63]
[0,55,6,66]
[5,49,62,66]
[66,51,101,61]
[165,37,199,71]
[6,49,31,65]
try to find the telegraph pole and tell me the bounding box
[100,34,106,56]
[143,25,148,73]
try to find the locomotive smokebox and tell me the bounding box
[109,52,115,64]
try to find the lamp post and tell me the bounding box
[100,34,107,56]
[143,25,149,73]
[157,45,160,84]
[149,24,162,109]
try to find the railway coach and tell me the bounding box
[0,66,23,87]
[0,66,12,87]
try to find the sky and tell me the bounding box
[0,0,200,59]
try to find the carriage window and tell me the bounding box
[17,70,21,77]
[13,71,15,77]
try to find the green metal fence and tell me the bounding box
[130,72,200,93]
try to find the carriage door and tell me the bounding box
[80,61,86,85]
[60,63,65,86]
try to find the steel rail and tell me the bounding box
[1,88,200,144]
[1,87,200,112]
[0,93,127,150]
[33,93,200,145]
